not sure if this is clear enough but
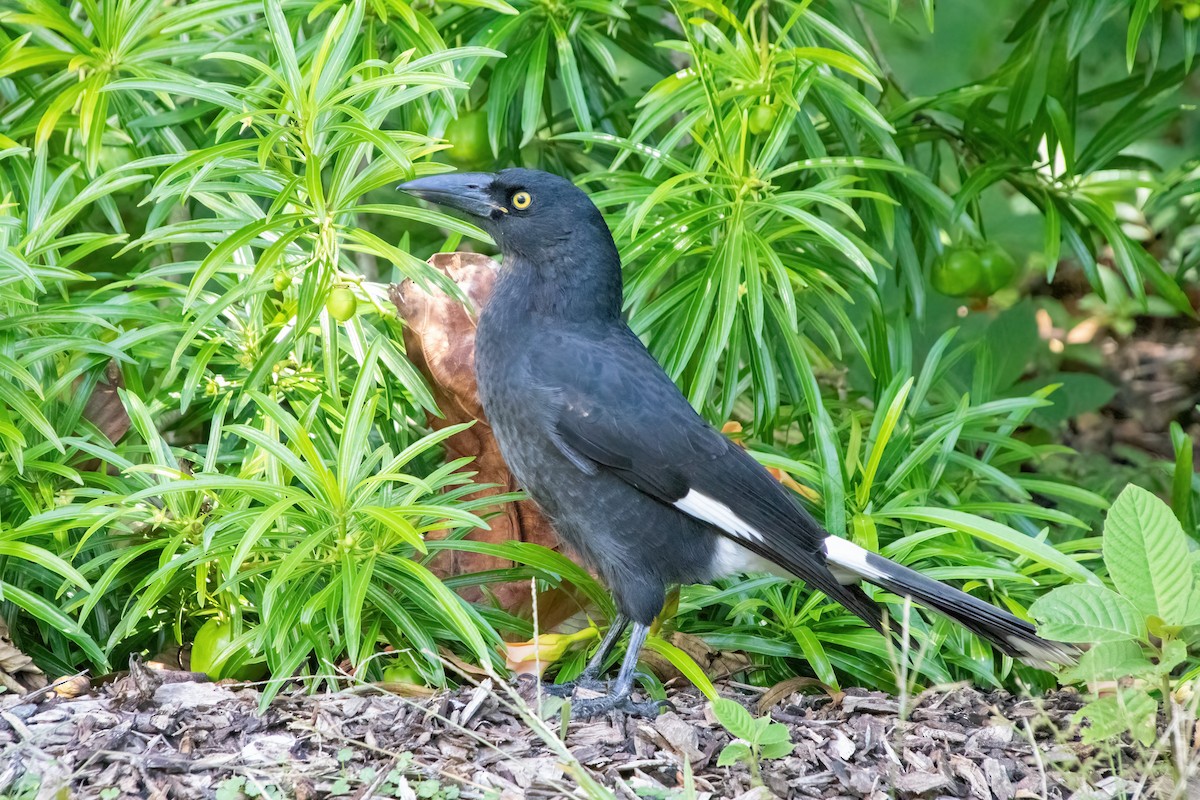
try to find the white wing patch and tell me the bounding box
[674,489,765,543]
[823,536,889,584]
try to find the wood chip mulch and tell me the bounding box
[0,662,1147,800]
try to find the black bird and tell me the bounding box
[398,168,1075,718]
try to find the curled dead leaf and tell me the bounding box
[147,644,189,671]
[82,360,131,444]
[74,360,132,475]
[757,676,842,714]
[0,614,47,693]
[389,252,582,625]
[49,673,91,699]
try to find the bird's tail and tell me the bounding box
[823,537,1078,669]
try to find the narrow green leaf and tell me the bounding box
[876,508,1097,583]
[552,20,591,131]
[644,636,716,700]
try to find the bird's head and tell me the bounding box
[397,168,614,263]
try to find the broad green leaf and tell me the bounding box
[1062,640,1152,683]
[710,697,757,740]
[1030,584,1146,643]
[1075,688,1157,747]
[1153,638,1188,677]
[717,741,752,767]
[1103,485,1194,625]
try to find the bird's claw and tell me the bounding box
[568,693,670,719]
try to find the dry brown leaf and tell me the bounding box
[640,630,750,685]
[50,673,91,699]
[147,644,189,671]
[82,360,131,443]
[0,613,47,693]
[438,647,494,680]
[389,252,582,626]
[71,359,133,475]
[757,676,841,714]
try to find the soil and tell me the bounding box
[0,664,1145,800]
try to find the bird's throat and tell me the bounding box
[492,250,623,323]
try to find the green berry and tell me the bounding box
[932,247,987,297]
[978,243,1018,293]
[326,287,357,322]
[749,105,778,135]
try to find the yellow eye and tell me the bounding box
[512,191,532,209]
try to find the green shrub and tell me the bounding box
[0,0,1195,698]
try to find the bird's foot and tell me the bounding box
[542,671,607,697]
[568,691,670,719]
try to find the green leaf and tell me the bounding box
[1030,583,1147,643]
[0,541,92,592]
[359,506,427,552]
[1153,638,1187,677]
[1075,688,1157,747]
[717,741,752,767]
[790,625,838,689]
[1170,422,1196,538]
[1127,0,1156,72]
[856,376,912,506]
[710,697,758,741]
[552,20,591,131]
[645,635,717,700]
[875,508,1097,584]
[450,0,518,12]
[1104,485,1194,625]
[519,27,550,146]
[0,584,107,668]
[1062,640,1152,683]
[757,733,794,760]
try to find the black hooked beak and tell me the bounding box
[397,172,506,217]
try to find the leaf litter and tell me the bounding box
[0,659,1146,799]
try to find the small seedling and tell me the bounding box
[214,777,246,800]
[711,697,794,785]
[1032,485,1199,747]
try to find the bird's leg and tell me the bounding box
[543,614,629,697]
[567,622,667,719]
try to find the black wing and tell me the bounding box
[533,326,884,632]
